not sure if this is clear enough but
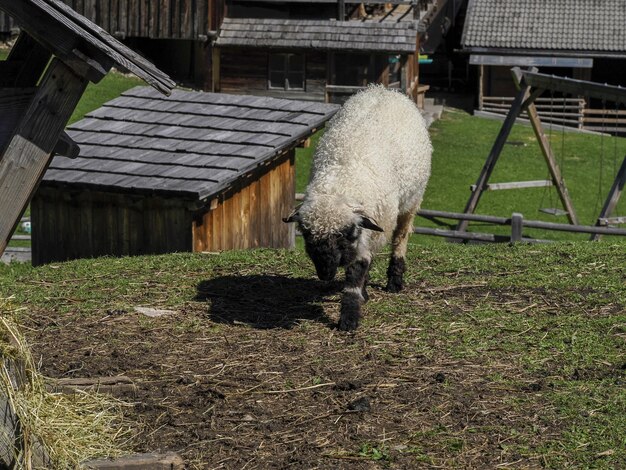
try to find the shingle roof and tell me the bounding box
[462,0,626,54]
[215,18,419,53]
[42,88,339,202]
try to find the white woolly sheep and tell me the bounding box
[284,85,432,331]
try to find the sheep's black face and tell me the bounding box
[302,225,361,281]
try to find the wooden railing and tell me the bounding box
[582,108,626,135]
[481,96,585,129]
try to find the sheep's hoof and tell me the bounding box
[362,287,369,302]
[385,277,404,293]
[339,296,361,331]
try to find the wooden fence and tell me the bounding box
[415,209,626,243]
[481,96,586,129]
[582,108,626,135]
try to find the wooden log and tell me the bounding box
[48,376,137,396]
[0,59,87,257]
[83,452,185,470]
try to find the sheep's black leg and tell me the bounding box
[339,258,371,331]
[386,255,406,293]
[386,211,414,293]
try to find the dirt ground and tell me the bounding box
[23,276,580,469]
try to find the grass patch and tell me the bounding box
[0,243,624,467]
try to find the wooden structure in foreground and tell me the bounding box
[0,0,175,260]
[455,67,626,241]
[33,87,338,265]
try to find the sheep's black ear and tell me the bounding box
[282,209,300,224]
[359,216,384,232]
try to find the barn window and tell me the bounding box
[268,53,305,90]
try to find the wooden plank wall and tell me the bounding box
[1,1,221,40]
[31,188,193,265]
[193,153,296,252]
[220,48,327,101]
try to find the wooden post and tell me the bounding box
[211,47,221,93]
[0,59,87,255]
[591,155,626,241]
[510,212,523,243]
[478,64,484,111]
[337,0,345,20]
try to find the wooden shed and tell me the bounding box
[32,87,338,265]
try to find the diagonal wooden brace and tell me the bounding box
[0,58,87,255]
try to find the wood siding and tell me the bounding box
[220,48,327,101]
[33,152,295,264]
[192,152,296,252]
[32,188,193,265]
[0,1,222,39]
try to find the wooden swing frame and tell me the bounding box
[457,67,626,240]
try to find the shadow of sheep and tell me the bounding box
[195,275,341,329]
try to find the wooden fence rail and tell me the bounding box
[416,209,626,243]
[481,96,585,128]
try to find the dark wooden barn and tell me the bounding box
[461,0,626,131]
[32,87,338,265]
[212,0,465,104]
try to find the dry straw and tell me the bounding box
[0,298,133,469]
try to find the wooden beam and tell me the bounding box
[0,59,88,256]
[592,155,626,240]
[211,47,221,93]
[53,131,80,159]
[470,180,553,191]
[522,70,626,105]
[0,0,113,83]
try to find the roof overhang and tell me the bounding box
[461,47,626,61]
[470,54,594,68]
[216,18,419,54]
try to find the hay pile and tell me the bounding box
[0,298,132,469]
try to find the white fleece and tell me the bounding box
[299,85,432,253]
